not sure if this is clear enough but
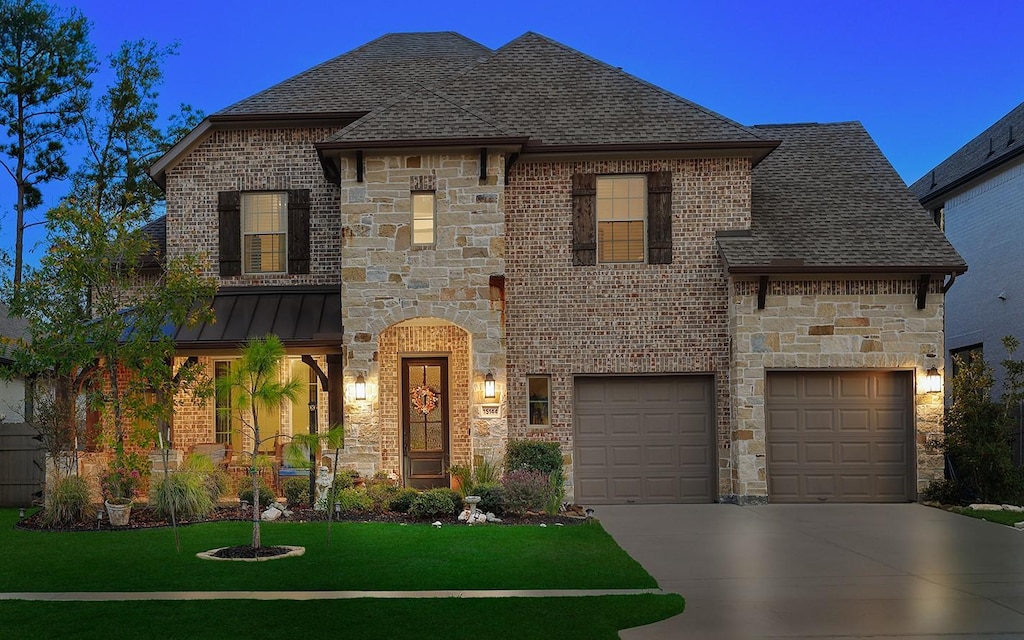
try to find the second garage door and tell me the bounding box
[574,375,716,504]
[766,370,914,503]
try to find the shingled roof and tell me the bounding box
[717,122,966,275]
[910,100,1024,206]
[216,32,491,116]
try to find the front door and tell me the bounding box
[402,358,449,489]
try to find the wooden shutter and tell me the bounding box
[217,191,241,276]
[647,171,673,264]
[287,189,311,274]
[571,173,597,266]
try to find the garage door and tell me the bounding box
[574,376,716,504]
[766,370,913,503]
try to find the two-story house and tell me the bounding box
[912,99,1024,464]
[148,31,965,504]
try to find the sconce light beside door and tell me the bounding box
[925,367,941,393]
[354,374,367,400]
[484,372,496,399]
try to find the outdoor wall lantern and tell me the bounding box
[925,367,942,393]
[354,374,367,400]
[484,372,496,399]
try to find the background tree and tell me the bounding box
[217,335,302,550]
[5,38,212,506]
[0,0,94,297]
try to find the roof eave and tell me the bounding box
[520,139,780,165]
[723,263,968,276]
[315,136,531,151]
[917,144,1024,206]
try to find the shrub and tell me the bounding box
[366,470,396,488]
[42,475,95,529]
[366,482,400,513]
[390,488,419,513]
[334,468,360,490]
[238,480,276,509]
[505,440,562,477]
[409,488,458,519]
[922,479,966,505]
[152,471,215,520]
[182,454,229,502]
[449,464,473,497]
[501,469,551,515]
[941,338,1024,503]
[473,457,502,486]
[283,477,311,507]
[333,487,371,514]
[474,483,505,515]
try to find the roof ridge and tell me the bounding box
[514,31,768,142]
[753,121,861,129]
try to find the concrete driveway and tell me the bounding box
[597,503,1024,639]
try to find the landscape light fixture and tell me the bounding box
[484,372,496,399]
[354,374,367,400]
[925,367,942,393]
[18,507,25,519]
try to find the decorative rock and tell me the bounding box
[1015,521,1024,530]
[485,512,502,523]
[432,521,443,528]
[539,523,546,527]
[261,506,282,521]
[1002,505,1024,513]
[969,504,1004,511]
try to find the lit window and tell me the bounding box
[527,376,550,427]
[597,175,646,263]
[242,192,287,273]
[932,206,944,231]
[412,192,435,245]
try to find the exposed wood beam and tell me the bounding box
[301,355,329,392]
[757,275,769,310]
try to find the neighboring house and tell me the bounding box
[0,302,40,507]
[911,100,1024,463]
[148,31,965,504]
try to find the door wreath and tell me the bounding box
[410,384,440,414]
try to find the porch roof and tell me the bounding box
[173,286,342,353]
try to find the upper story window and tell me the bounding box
[571,171,672,266]
[242,192,287,274]
[931,205,944,231]
[597,175,646,263]
[412,191,436,246]
[217,189,310,277]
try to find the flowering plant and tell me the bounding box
[99,451,150,503]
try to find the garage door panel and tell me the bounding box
[804,474,836,496]
[767,371,912,503]
[838,376,871,399]
[768,442,800,464]
[607,414,641,436]
[836,410,870,432]
[644,413,677,436]
[646,445,677,466]
[838,442,871,464]
[610,446,641,467]
[575,375,715,504]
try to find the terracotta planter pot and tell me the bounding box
[105,500,132,526]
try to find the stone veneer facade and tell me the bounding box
[505,158,751,499]
[730,278,945,501]
[340,151,507,479]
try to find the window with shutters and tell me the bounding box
[242,192,287,274]
[597,175,646,263]
[572,171,672,266]
[412,191,436,246]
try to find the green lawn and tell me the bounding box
[1,509,685,638]
[949,506,1024,527]
[0,509,655,592]
[0,596,685,639]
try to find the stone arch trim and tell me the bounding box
[368,305,487,340]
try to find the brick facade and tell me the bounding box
[164,127,342,286]
[505,158,751,498]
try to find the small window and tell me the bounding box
[932,206,944,231]
[242,192,287,273]
[214,361,233,445]
[527,376,550,427]
[597,175,646,263]
[412,192,436,245]
[950,343,983,378]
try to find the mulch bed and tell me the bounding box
[16,504,592,532]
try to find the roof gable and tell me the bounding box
[911,100,1024,205]
[718,122,966,274]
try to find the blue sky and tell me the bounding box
[8,0,1024,264]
